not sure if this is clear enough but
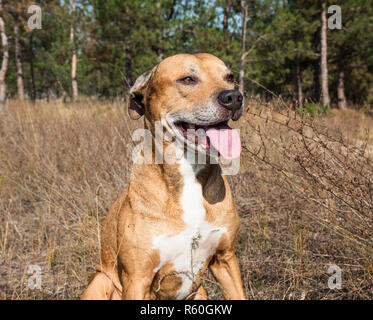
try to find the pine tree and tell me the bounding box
[320,0,330,106]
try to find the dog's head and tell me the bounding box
[129,53,243,160]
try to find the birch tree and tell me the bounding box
[0,0,8,109]
[70,0,78,100]
[14,22,25,101]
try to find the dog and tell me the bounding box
[81,53,246,300]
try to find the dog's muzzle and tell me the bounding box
[217,90,243,119]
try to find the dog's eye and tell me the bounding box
[178,76,196,85]
[226,74,235,83]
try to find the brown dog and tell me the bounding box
[81,53,246,300]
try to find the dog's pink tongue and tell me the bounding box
[206,125,241,160]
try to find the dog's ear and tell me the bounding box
[128,66,157,120]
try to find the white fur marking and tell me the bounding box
[152,157,226,299]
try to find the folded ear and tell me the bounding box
[128,66,157,120]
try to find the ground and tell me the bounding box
[0,99,372,299]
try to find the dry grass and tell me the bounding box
[0,99,372,300]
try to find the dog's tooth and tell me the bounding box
[189,124,196,129]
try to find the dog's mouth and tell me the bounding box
[173,120,241,160]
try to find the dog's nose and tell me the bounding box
[218,90,243,113]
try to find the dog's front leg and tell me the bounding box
[122,273,155,300]
[209,250,246,300]
[118,251,157,300]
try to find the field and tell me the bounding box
[0,99,372,299]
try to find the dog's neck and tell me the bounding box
[135,118,226,204]
[158,141,226,205]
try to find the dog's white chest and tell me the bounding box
[152,158,226,299]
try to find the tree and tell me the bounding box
[0,0,8,109]
[312,27,321,103]
[328,0,373,109]
[294,54,303,108]
[8,1,30,101]
[0,0,370,109]
[320,0,330,106]
[287,0,320,108]
[223,0,231,30]
[239,0,248,93]
[336,48,346,110]
[70,0,78,100]
[14,21,25,101]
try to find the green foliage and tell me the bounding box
[297,103,331,117]
[0,0,372,109]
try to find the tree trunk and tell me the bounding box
[312,58,321,102]
[124,42,132,86]
[312,28,321,103]
[223,0,231,30]
[239,0,248,93]
[156,0,162,61]
[294,55,303,109]
[157,48,164,62]
[0,0,9,110]
[337,58,347,110]
[320,0,330,106]
[223,0,232,57]
[14,23,25,101]
[70,0,78,101]
[29,34,36,102]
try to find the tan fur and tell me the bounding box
[81,53,246,300]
